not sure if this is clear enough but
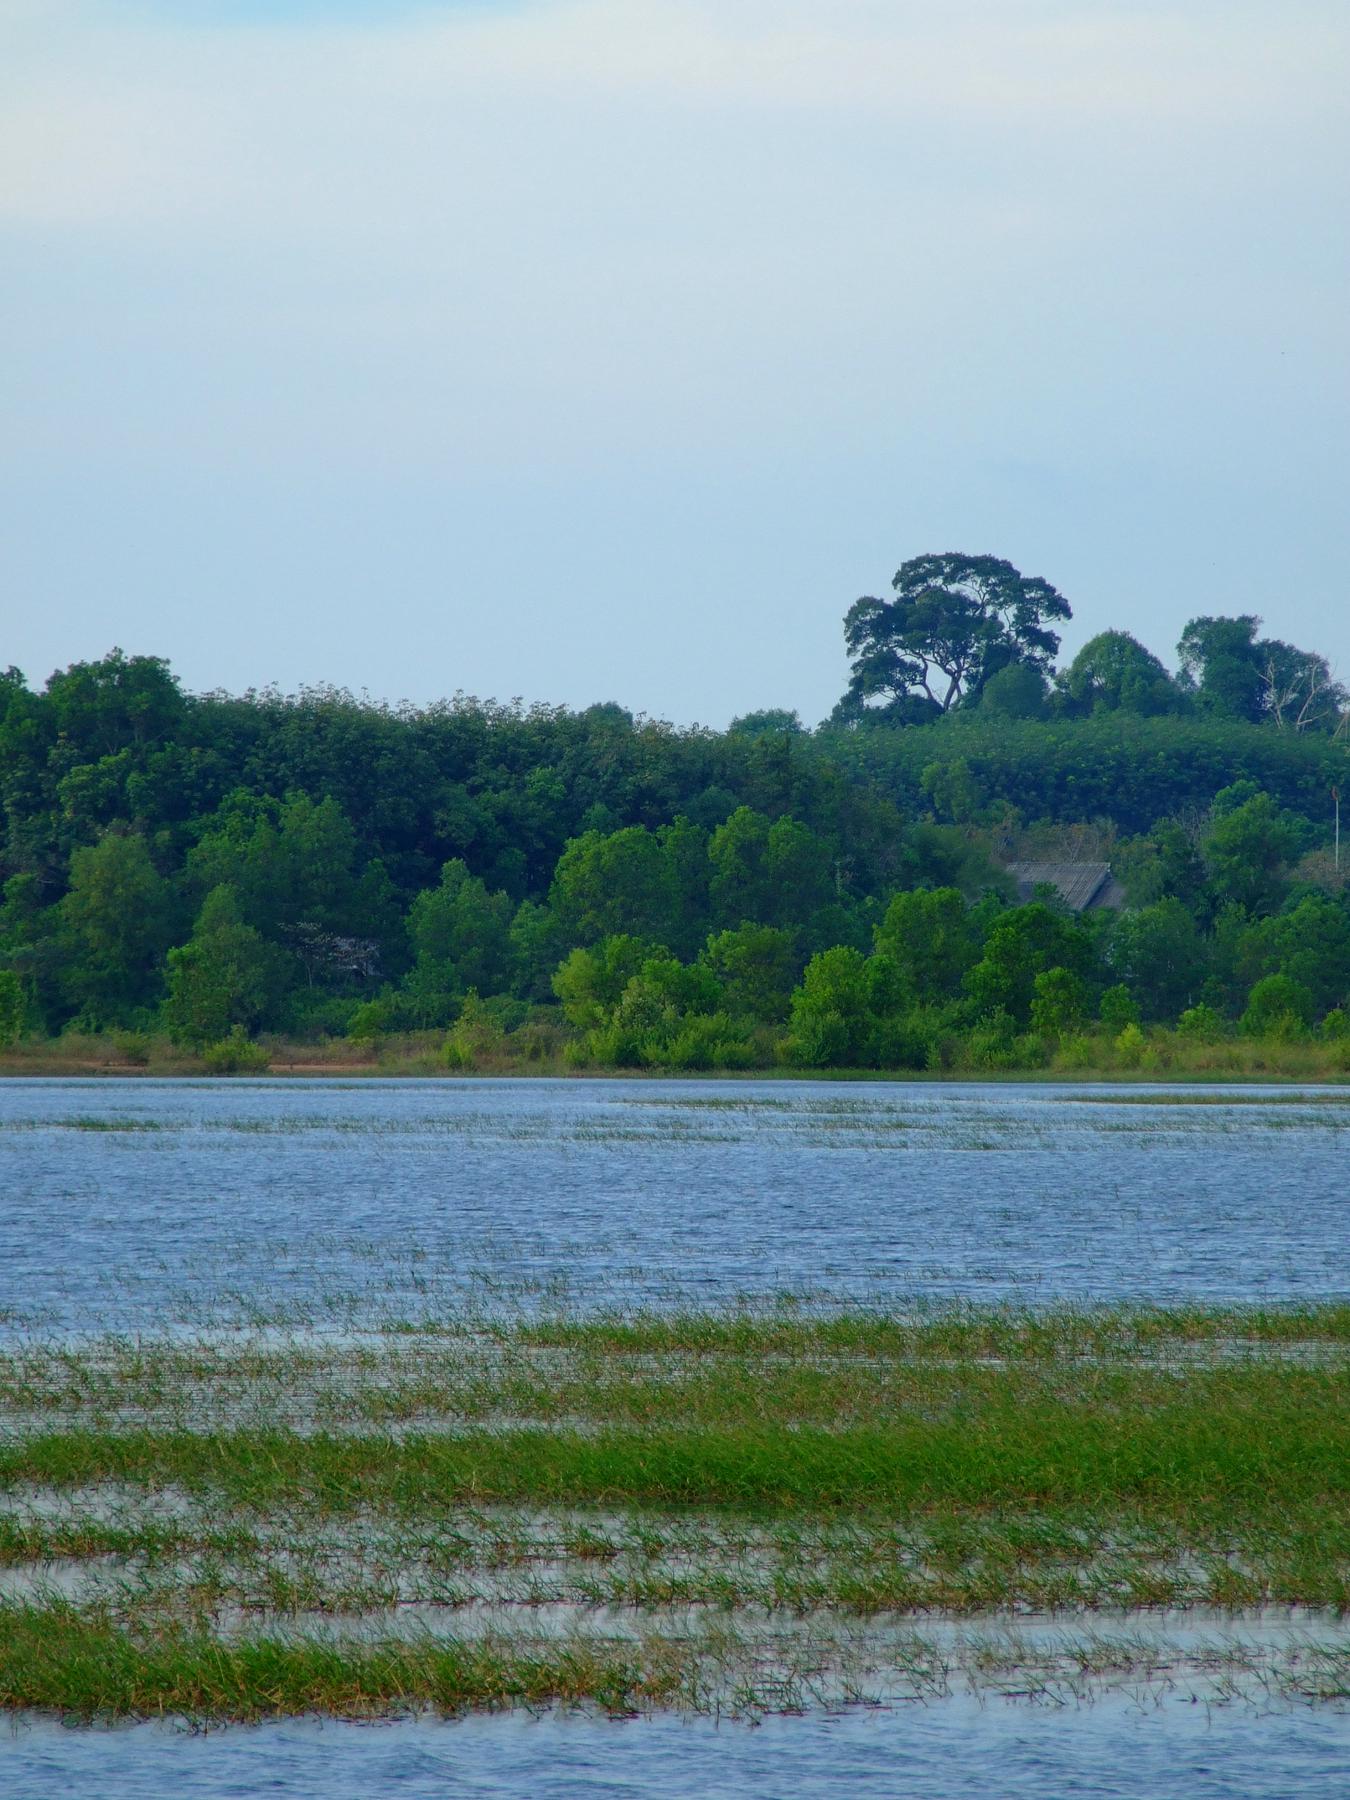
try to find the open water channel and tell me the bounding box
[2,1076,1347,1796]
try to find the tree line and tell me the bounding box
[1,553,1347,1068]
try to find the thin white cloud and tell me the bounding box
[3,0,1345,232]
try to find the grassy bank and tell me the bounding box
[0,1307,1346,1718]
[1,1028,1349,1081]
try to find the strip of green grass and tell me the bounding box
[3,1368,1344,1512]
[4,1308,1346,1431]
[0,1601,677,1721]
[20,1500,1345,1615]
[510,1302,1350,1357]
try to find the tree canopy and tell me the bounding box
[841,553,1072,720]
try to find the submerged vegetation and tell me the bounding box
[2,560,1350,1078]
[0,1304,1346,1720]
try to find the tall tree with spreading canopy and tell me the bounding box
[841,553,1071,721]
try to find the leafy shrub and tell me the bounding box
[1053,1032,1097,1071]
[781,1010,854,1068]
[0,971,25,1049]
[202,1026,272,1074]
[1030,967,1087,1036]
[1240,974,1314,1038]
[583,1022,644,1068]
[662,1015,733,1071]
[508,1018,569,1063]
[112,1031,154,1066]
[285,994,362,1040]
[346,999,395,1044]
[963,1009,1019,1070]
[1176,1003,1225,1043]
[1113,1022,1147,1067]
[442,992,506,1069]
[1099,984,1140,1032]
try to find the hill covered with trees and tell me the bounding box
[2,554,1348,1075]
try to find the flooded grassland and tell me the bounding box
[1,1081,1347,1792]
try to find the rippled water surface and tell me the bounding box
[6,1702,1350,1800]
[4,1076,1348,1794]
[3,1076,1347,1330]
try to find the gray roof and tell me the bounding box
[1006,862,1125,912]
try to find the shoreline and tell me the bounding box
[1,1055,1347,1086]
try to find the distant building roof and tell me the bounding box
[1005,862,1126,912]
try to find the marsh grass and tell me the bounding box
[0,1600,680,1720]
[1,1306,1345,1719]
[3,1025,1350,1083]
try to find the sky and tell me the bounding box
[2,0,1347,727]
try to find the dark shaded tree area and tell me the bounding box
[0,651,922,1036]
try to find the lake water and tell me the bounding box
[3,1076,1348,1332]
[3,1076,1347,1796]
[6,1701,1350,1800]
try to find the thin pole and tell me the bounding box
[1334,786,1341,874]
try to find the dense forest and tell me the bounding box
[2,554,1348,1073]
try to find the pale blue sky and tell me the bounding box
[3,0,1347,724]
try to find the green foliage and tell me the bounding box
[201,1025,272,1074]
[58,833,174,1028]
[827,712,1346,840]
[1116,822,1209,912]
[707,808,832,934]
[964,904,1095,1025]
[1099,984,1140,1032]
[1029,967,1088,1036]
[842,553,1071,717]
[1241,974,1315,1038]
[0,970,23,1048]
[782,946,883,1067]
[1203,793,1302,916]
[345,999,393,1044]
[1178,615,1345,731]
[919,758,984,826]
[552,936,653,1029]
[979,663,1048,719]
[727,708,804,738]
[408,861,514,996]
[186,791,381,941]
[508,900,569,1003]
[1058,630,1180,717]
[3,629,1347,1068]
[43,649,184,758]
[443,992,506,1069]
[873,887,978,1005]
[701,925,796,1024]
[1108,898,1206,1021]
[1233,894,1350,1016]
[551,827,676,946]
[963,1007,1020,1070]
[163,886,285,1047]
[1176,1004,1225,1042]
